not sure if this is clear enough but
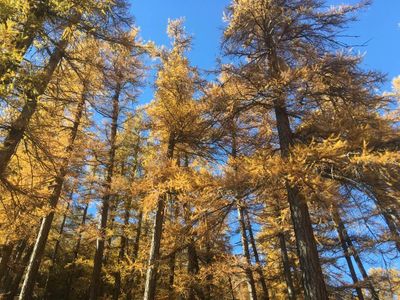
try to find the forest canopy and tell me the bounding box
[0,0,399,299]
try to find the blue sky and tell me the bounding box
[132,0,400,104]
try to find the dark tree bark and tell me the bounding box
[261,26,328,297]
[245,210,270,300]
[89,84,120,300]
[0,244,14,286]
[167,251,176,300]
[18,84,86,300]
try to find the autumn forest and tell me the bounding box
[0,0,399,299]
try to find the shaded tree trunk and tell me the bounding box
[18,84,87,300]
[245,210,270,300]
[0,244,14,286]
[143,133,175,300]
[89,84,120,300]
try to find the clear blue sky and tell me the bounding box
[131,0,400,104]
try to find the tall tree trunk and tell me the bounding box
[44,198,71,298]
[18,85,86,300]
[245,210,270,300]
[126,210,143,300]
[237,204,258,300]
[266,34,328,298]
[332,208,379,300]
[113,198,130,300]
[0,13,81,178]
[143,134,175,300]
[65,201,89,300]
[331,208,364,300]
[273,103,328,299]
[89,84,120,300]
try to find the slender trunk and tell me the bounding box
[332,208,379,300]
[65,201,89,300]
[44,200,71,298]
[113,199,130,300]
[89,84,120,300]
[168,253,176,300]
[237,204,258,300]
[6,245,33,300]
[245,210,270,300]
[187,242,205,300]
[0,14,80,178]
[143,134,175,300]
[331,208,364,300]
[125,210,143,300]
[18,85,86,300]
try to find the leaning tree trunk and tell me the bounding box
[267,41,328,297]
[245,210,270,300]
[332,207,379,300]
[89,84,120,300]
[331,207,364,300]
[0,0,49,87]
[18,84,87,300]
[143,134,175,300]
[0,13,80,178]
